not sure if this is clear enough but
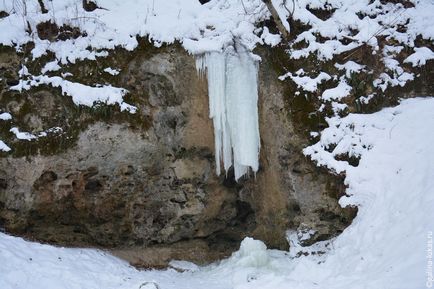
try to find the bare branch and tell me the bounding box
[261,0,290,41]
[37,0,48,14]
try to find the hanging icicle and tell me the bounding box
[196,45,260,181]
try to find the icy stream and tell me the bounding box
[196,46,260,180]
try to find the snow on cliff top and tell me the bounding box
[1,0,433,62]
[0,0,275,62]
[2,96,433,289]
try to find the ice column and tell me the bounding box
[196,45,260,180]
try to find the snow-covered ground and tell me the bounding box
[2,97,433,289]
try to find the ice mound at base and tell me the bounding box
[229,237,269,268]
[196,45,260,181]
[206,237,284,288]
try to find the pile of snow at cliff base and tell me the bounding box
[1,96,433,289]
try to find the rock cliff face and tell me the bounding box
[0,43,355,267]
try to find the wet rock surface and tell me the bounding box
[0,43,355,267]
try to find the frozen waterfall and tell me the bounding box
[196,46,260,181]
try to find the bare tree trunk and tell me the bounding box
[261,0,290,41]
[37,0,48,14]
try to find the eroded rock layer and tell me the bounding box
[0,43,355,266]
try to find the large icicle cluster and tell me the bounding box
[196,45,260,180]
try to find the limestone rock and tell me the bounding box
[0,44,354,267]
